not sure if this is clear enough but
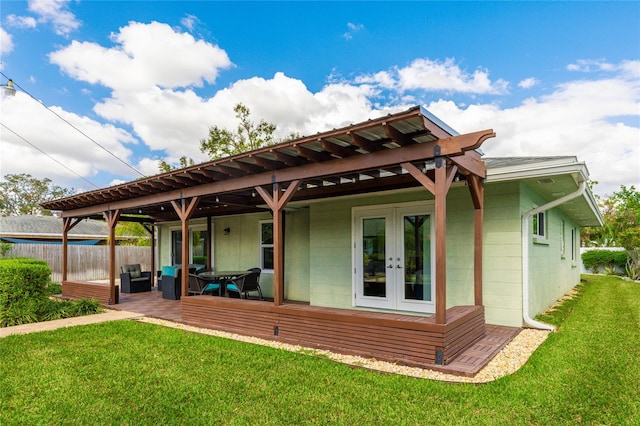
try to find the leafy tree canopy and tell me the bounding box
[0,173,74,217]
[200,103,277,160]
[582,185,640,250]
[158,156,195,173]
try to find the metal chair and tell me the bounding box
[226,268,262,300]
[188,273,221,296]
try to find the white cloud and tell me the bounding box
[427,63,640,196]
[0,92,139,184]
[518,77,538,89]
[0,26,14,58]
[4,14,38,29]
[49,21,233,92]
[180,14,199,32]
[355,58,509,95]
[343,22,364,40]
[28,0,80,36]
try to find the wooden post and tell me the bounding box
[103,210,121,305]
[170,197,200,298]
[402,158,457,324]
[62,217,82,283]
[255,179,300,305]
[143,223,155,287]
[434,161,448,324]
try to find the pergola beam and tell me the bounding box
[60,130,495,219]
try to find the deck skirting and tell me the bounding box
[181,297,485,367]
[62,281,118,305]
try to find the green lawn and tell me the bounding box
[1,275,638,425]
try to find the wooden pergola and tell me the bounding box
[44,106,495,365]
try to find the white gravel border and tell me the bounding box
[135,317,549,383]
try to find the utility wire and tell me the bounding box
[0,121,101,189]
[0,71,145,178]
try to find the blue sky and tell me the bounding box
[1,1,638,197]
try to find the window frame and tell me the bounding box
[259,220,274,272]
[532,210,547,241]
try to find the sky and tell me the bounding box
[0,1,638,198]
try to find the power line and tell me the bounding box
[0,71,146,178]
[0,121,101,189]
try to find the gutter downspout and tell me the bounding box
[522,180,586,331]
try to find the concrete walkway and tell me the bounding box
[0,310,144,338]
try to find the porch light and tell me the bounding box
[1,79,16,97]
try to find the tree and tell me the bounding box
[157,103,289,170]
[582,185,640,280]
[158,156,195,173]
[199,103,277,159]
[582,185,640,250]
[0,173,74,217]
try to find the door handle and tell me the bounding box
[396,265,403,269]
[387,264,394,269]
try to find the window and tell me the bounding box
[571,227,577,261]
[260,221,274,271]
[532,211,546,238]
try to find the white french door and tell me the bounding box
[353,202,435,313]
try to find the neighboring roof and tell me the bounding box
[485,156,603,227]
[0,215,109,240]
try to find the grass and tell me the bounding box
[1,275,638,425]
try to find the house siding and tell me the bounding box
[482,181,523,327]
[157,210,310,301]
[155,178,581,328]
[520,183,581,320]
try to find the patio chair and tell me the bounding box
[226,268,263,300]
[120,264,152,293]
[188,273,221,296]
[161,268,182,300]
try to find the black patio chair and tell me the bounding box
[120,264,152,293]
[188,273,221,296]
[226,268,263,300]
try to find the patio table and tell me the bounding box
[197,270,249,296]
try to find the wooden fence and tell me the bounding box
[5,244,152,282]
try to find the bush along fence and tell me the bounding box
[581,248,640,280]
[1,244,151,282]
[0,257,102,327]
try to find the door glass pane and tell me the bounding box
[362,217,386,297]
[191,230,207,266]
[403,214,431,301]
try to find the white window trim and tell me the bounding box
[532,209,548,244]
[259,220,274,273]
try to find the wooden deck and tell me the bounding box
[68,284,520,377]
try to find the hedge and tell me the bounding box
[0,258,51,310]
[581,249,628,273]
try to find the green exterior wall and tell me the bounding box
[156,209,310,301]
[520,183,582,320]
[155,179,582,328]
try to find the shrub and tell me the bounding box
[0,258,102,327]
[581,250,629,273]
[0,258,51,310]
